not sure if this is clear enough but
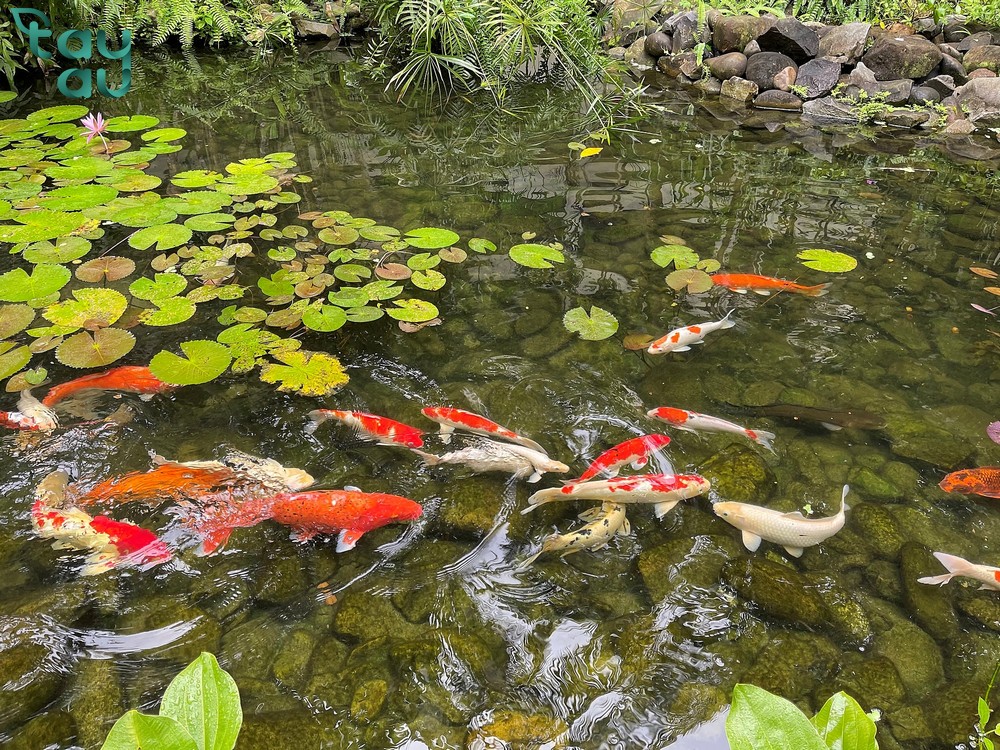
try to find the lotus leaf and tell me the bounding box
[129,224,193,252]
[359,225,400,242]
[22,236,91,264]
[27,105,90,123]
[0,304,34,339]
[666,268,713,294]
[342,217,376,228]
[412,269,446,291]
[327,288,369,308]
[110,202,178,228]
[171,170,223,188]
[563,306,619,341]
[99,171,162,192]
[44,288,128,329]
[259,349,348,397]
[216,174,279,195]
[508,243,565,269]
[142,297,197,326]
[346,306,384,322]
[318,226,359,245]
[105,115,161,132]
[226,159,271,175]
[130,273,188,300]
[141,127,187,143]
[363,280,403,300]
[185,213,236,232]
[56,327,135,368]
[302,304,348,332]
[407,253,441,271]
[797,249,857,273]
[328,248,371,263]
[438,247,467,263]
[405,227,460,250]
[38,184,119,211]
[651,244,699,269]
[76,256,136,282]
[468,238,497,253]
[160,191,233,215]
[387,299,439,323]
[0,264,71,302]
[150,339,232,385]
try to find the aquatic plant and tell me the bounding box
[797,249,858,273]
[563,306,618,341]
[102,652,241,750]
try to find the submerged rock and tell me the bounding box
[638,535,741,602]
[899,543,960,640]
[5,710,76,750]
[723,557,829,628]
[871,610,944,699]
[433,475,506,539]
[68,658,122,750]
[0,628,67,730]
[827,653,906,711]
[271,627,315,690]
[466,710,569,750]
[239,711,331,749]
[852,504,906,559]
[700,444,775,502]
[741,631,841,708]
[334,593,421,643]
[883,415,971,469]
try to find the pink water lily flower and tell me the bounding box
[81,112,109,152]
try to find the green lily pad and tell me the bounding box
[412,269,446,290]
[149,339,232,385]
[0,211,88,243]
[216,174,279,195]
[651,244,699,269]
[258,276,295,298]
[666,268,713,294]
[438,247,467,263]
[0,345,31,380]
[405,227,460,250]
[696,258,721,273]
[55,327,135,368]
[359,225,400,242]
[327,288,369,308]
[43,288,128,329]
[407,253,441,271]
[0,304,34,339]
[99,171,163,192]
[171,170,223,188]
[363,280,403,300]
[161,192,235,217]
[141,296,197,326]
[334,264,372,283]
[38,184,119,211]
[259,349,348,397]
[346,306,384,322]
[185,213,236,232]
[141,127,187,143]
[268,247,296,262]
[111,202,178,228]
[225,158,271,175]
[272,192,301,204]
[0,264,72,302]
[509,243,565,269]
[27,105,90,123]
[318,226,359,245]
[233,307,267,323]
[0,148,44,168]
[76,256,135,282]
[6,366,48,392]
[797,249,857,273]
[44,157,115,182]
[468,237,497,253]
[0,92,16,104]
[130,273,188,300]
[22,237,91,264]
[129,223,193,252]
[0,181,42,201]
[302,304,348,332]
[563,306,619,341]
[105,115,161,132]
[386,298,439,323]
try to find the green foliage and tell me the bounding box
[102,652,242,750]
[797,249,858,273]
[975,662,1000,750]
[563,306,619,341]
[726,684,879,750]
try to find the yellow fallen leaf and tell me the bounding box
[971,267,999,279]
[580,147,603,158]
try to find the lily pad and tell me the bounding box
[111,203,178,228]
[302,304,348,332]
[129,224,193,252]
[44,157,115,182]
[100,171,163,192]
[405,227,460,250]
[509,243,565,269]
[22,237,91,264]
[105,115,161,132]
[0,304,34,339]
[141,127,187,143]
[0,211,88,243]
[412,269,446,290]
[346,306,384,322]
[76,256,136,282]
[184,213,236,232]
[359,225,400,242]
[27,105,90,123]
[259,349,349,397]
[651,244,699,269]
[334,264,372,283]
[623,333,656,351]
[375,263,412,281]
[0,345,31,379]
[0,264,72,302]
[327,288,369,308]
[6,367,47,392]
[43,288,128,329]
[318,226,359,245]
[438,247,467,263]
[666,268,713,294]
[149,339,232,385]
[38,184,119,211]
[797,249,857,273]
[363,280,404,300]
[468,238,497,254]
[563,306,619,341]
[171,170,223,188]
[216,174,279,195]
[56,328,135,368]
[141,297,197,326]
[696,258,721,273]
[407,253,441,271]
[386,299,439,323]
[130,273,187,300]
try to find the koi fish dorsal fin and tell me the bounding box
[337,529,364,553]
[782,511,808,520]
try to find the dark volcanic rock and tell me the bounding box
[796,58,840,98]
[754,89,803,111]
[757,17,819,63]
[656,52,696,77]
[956,31,995,52]
[939,54,968,84]
[802,96,857,123]
[965,45,1000,73]
[921,74,956,97]
[644,31,672,57]
[957,77,1000,125]
[818,22,870,64]
[745,51,797,91]
[720,76,759,102]
[910,85,941,104]
[713,15,771,54]
[707,51,748,80]
[861,35,942,80]
[885,109,931,128]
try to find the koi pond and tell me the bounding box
[1,46,1000,750]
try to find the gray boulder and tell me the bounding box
[938,55,968,84]
[796,58,840,98]
[644,31,672,57]
[707,51,748,80]
[754,89,803,111]
[756,17,819,63]
[802,96,858,123]
[964,45,1000,73]
[625,37,656,70]
[955,31,995,52]
[745,51,797,91]
[720,76,759,103]
[818,22,870,64]
[713,15,771,54]
[911,85,941,104]
[956,77,1000,125]
[861,35,942,80]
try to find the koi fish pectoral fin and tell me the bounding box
[821,422,843,431]
[672,346,692,352]
[290,529,318,543]
[527,471,543,483]
[337,529,365,553]
[917,574,954,586]
[783,546,805,558]
[740,530,762,552]
[197,528,233,556]
[630,458,647,470]
[438,425,455,444]
[753,290,771,296]
[620,518,632,535]
[653,500,679,519]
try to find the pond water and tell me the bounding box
[2,45,1000,750]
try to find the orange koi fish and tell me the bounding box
[192,489,424,555]
[939,468,1000,499]
[0,390,58,431]
[647,406,775,451]
[710,273,830,297]
[420,406,546,453]
[72,462,240,507]
[566,434,672,484]
[42,365,175,407]
[308,409,425,448]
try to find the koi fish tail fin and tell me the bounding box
[917,572,957,586]
[928,551,975,579]
[197,528,234,556]
[411,448,442,466]
[806,283,831,297]
[840,484,851,513]
[720,309,737,329]
[751,430,776,452]
[516,547,546,570]
[305,409,331,433]
[521,487,562,514]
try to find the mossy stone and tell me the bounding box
[465,710,569,750]
[956,588,1000,632]
[826,654,906,711]
[848,467,901,502]
[513,295,557,337]
[0,638,65,729]
[238,711,332,748]
[638,535,741,602]
[741,631,841,708]
[254,553,309,605]
[668,682,728,735]
[68,658,123,750]
[923,679,995,745]
[883,415,971,469]
[433,475,505,538]
[521,324,573,359]
[350,679,389,722]
[700,444,776,502]
[881,461,920,497]
[852,504,905,559]
[888,505,973,559]
[811,577,873,642]
[899,543,960,640]
[865,559,904,602]
[11,579,89,620]
[271,627,315,690]
[947,631,1000,683]
[702,373,743,404]
[120,602,221,667]
[220,614,284,681]
[722,556,829,628]
[742,380,785,406]
[871,616,944,699]
[886,705,933,744]
[6,710,76,750]
[334,593,421,642]
[776,387,821,407]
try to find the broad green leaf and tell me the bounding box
[56,328,135,368]
[666,268,713,294]
[6,366,48,391]
[76,256,136,282]
[0,211,88,243]
[386,299,439,323]
[233,307,267,324]
[99,171,163,192]
[100,710,198,750]
[651,244,699,269]
[150,340,232,386]
[267,247,296,262]
[327,288,369,308]
[38,184,118,211]
[130,273,187,301]
[359,225,400,242]
[0,304,34,339]
[112,203,178,228]
[797,249,857,273]
[696,258,721,273]
[412,269,446,291]
[979,697,992,729]
[302,304,348,332]
[726,684,828,750]
[129,224,193,252]
[346,306,384,322]
[509,243,565,269]
[407,253,440,271]
[362,280,403,300]
[141,127,187,143]
[468,238,496,254]
[405,227,460,250]
[216,174,279,195]
[259,349,348,397]
[105,115,161,133]
[142,297,197,327]
[0,147,44,168]
[159,652,242,750]
[45,156,115,182]
[0,92,16,104]
[22,237,91,264]
[43,288,128,329]
[184,213,236,232]
[27,105,89,123]
[0,264,72,302]
[272,192,301,204]
[0,345,30,379]
[563,306,619,341]
[811,692,878,750]
[258,276,295,298]
[438,247,467,263]
[317,226,359,245]
[334,264,372,283]
[171,171,223,189]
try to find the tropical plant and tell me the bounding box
[101,652,242,750]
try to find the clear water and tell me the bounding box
[2,46,1000,749]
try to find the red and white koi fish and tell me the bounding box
[420,406,546,453]
[31,471,171,576]
[647,311,736,354]
[710,273,830,297]
[42,365,175,407]
[647,406,775,451]
[0,390,58,431]
[918,552,1000,591]
[566,434,672,484]
[519,502,630,568]
[308,409,425,448]
[191,488,424,555]
[523,473,711,518]
[412,438,569,483]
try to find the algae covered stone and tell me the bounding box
[723,556,829,627]
[700,444,775,502]
[899,543,960,640]
[466,710,569,750]
[638,534,740,602]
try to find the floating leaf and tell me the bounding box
[6,367,47,392]
[0,304,34,339]
[696,258,721,273]
[970,267,998,280]
[398,318,442,333]
[407,253,440,271]
[468,238,497,254]
[726,684,828,750]
[141,297,197,327]
[386,299,439,323]
[579,147,603,158]
[44,156,115,182]
[623,333,655,351]
[346,306,384,322]
[405,227,460,250]
[76,256,135,282]
[359,225,400,242]
[797,249,857,273]
[363,280,403,300]
[171,170,224,189]
[327,288,369,308]
[810,691,878,750]
[22,237,91,264]
[39,184,118,211]
[412,269,446,290]
[0,345,30,379]
[986,287,1000,297]
[259,349,349,397]
[509,244,565,269]
[334,264,372,283]
[268,247,296,262]
[185,213,236,232]
[129,224,193,252]
[0,211,88,243]
[233,307,267,323]
[44,288,128,329]
[0,264,72,302]
[438,247,467,263]
[258,276,295,298]
[666,268,713,294]
[216,174,279,195]
[302,304,348,332]
[99,171,162,192]
[27,105,90,123]
[318,226,359,245]
[130,273,187,301]
[112,203,178,228]
[375,263,411,280]
[141,127,187,143]
[56,328,135,368]
[651,244,699,269]
[150,340,232,385]
[105,115,161,133]
[521,231,537,240]
[563,306,619,341]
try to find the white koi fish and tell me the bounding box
[647,310,736,354]
[412,438,569,483]
[519,502,630,568]
[151,450,314,492]
[523,473,711,518]
[712,485,849,557]
[0,390,58,432]
[918,552,1000,591]
[647,406,775,451]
